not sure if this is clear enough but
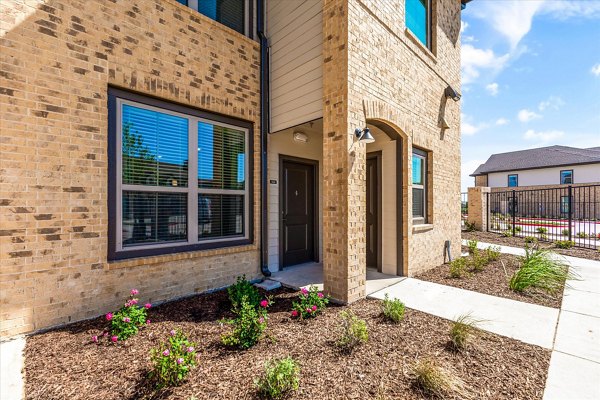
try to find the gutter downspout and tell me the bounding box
[257,0,271,277]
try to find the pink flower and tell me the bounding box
[105,313,113,321]
[130,289,139,296]
[291,310,298,318]
[123,317,131,323]
[130,299,138,305]
[91,335,98,343]
[176,358,184,365]
[146,319,151,324]
[317,292,324,298]
[258,317,265,324]
[162,350,170,357]
[306,307,311,314]
[170,329,176,336]
[187,346,194,353]
[145,303,152,309]
[260,300,268,308]
[103,331,109,337]
[111,335,118,343]
[301,288,308,295]
[311,305,317,312]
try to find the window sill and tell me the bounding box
[404,28,437,63]
[412,223,434,233]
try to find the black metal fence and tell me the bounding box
[461,192,468,228]
[487,185,600,249]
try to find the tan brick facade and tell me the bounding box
[0,0,261,337]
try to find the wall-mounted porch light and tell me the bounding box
[293,131,309,143]
[354,127,375,144]
[444,85,461,102]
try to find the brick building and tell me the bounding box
[0,0,466,337]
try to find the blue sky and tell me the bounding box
[460,0,600,191]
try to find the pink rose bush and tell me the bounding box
[221,296,273,349]
[150,330,197,389]
[291,286,329,319]
[92,288,151,344]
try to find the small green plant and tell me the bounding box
[555,240,575,249]
[291,286,329,319]
[228,275,261,310]
[412,359,463,398]
[576,231,589,238]
[335,310,368,351]
[509,248,574,294]
[469,250,488,272]
[449,257,468,278]
[150,330,197,389]
[381,293,405,323]
[514,226,522,233]
[466,240,478,254]
[484,246,501,262]
[540,233,549,241]
[463,220,476,232]
[561,229,570,237]
[449,314,481,351]
[221,296,271,349]
[502,230,513,237]
[536,227,548,234]
[255,357,300,399]
[524,236,537,244]
[96,289,150,343]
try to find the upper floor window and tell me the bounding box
[508,174,518,187]
[412,148,428,223]
[177,0,247,35]
[406,0,431,48]
[560,170,573,184]
[108,88,252,261]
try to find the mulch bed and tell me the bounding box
[24,288,550,400]
[417,250,563,308]
[463,231,600,261]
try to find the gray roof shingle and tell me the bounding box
[471,145,600,176]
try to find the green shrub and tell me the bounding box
[291,286,329,319]
[381,293,405,323]
[536,227,548,234]
[449,314,481,351]
[228,275,261,310]
[255,357,300,399]
[561,229,570,237]
[502,230,513,237]
[576,231,589,238]
[463,220,476,232]
[555,240,575,249]
[449,257,468,278]
[466,240,478,254]
[412,359,463,398]
[221,297,270,349]
[102,289,149,342]
[514,226,522,233]
[150,330,197,389]
[540,233,549,241]
[484,246,501,262]
[524,236,537,244]
[509,248,574,294]
[469,250,488,272]
[335,310,368,351]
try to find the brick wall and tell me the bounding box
[475,175,487,187]
[0,0,261,337]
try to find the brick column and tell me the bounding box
[321,0,366,303]
[467,186,491,231]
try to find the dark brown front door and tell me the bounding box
[366,154,381,270]
[281,160,316,267]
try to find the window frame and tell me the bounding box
[560,169,573,185]
[177,0,251,37]
[405,0,432,50]
[507,174,518,188]
[560,195,570,214]
[412,148,428,224]
[108,88,253,261]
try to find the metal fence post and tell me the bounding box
[486,192,490,232]
[568,185,573,242]
[511,190,516,237]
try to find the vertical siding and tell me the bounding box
[268,0,323,132]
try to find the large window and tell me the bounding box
[560,170,573,184]
[508,174,518,188]
[412,148,428,223]
[406,0,431,48]
[177,0,247,35]
[109,89,252,260]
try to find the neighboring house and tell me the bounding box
[0,0,466,338]
[471,145,600,189]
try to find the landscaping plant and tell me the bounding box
[94,288,150,343]
[255,357,300,399]
[469,250,488,272]
[228,275,262,310]
[502,230,513,237]
[509,248,574,294]
[524,236,537,244]
[221,296,271,349]
[449,314,481,352]
[466,240,478,254]
[536,227,548,234]
[555,240,575,249]
[335,310,368,351]
[150,330,197,389]
[291,286,329,319]
[381,293,405,323]
[463,220,476,232]
[484,246,501,262]
[412,359,464,398]
[576,231,588,239]
[449,257,468,278]
[561,229,570,236]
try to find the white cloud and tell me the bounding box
[461,113,489,136]
[461,159,486,192]
[485,83,499,96]
[460,21,469,34]
[496,118,509,126]
[523,129,564,143]
[461,44,510,85]
[517,109,542,123]
[538,96,565,111]
[591,63,600,77]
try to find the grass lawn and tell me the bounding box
[24,287,550,400]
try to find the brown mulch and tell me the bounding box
[417,250,563,309]
[24,288,550,400]
[463,231,600,261]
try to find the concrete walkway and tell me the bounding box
[0,336,25,400]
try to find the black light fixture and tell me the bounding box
[354,127,375,144]
[445,85,461,102]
